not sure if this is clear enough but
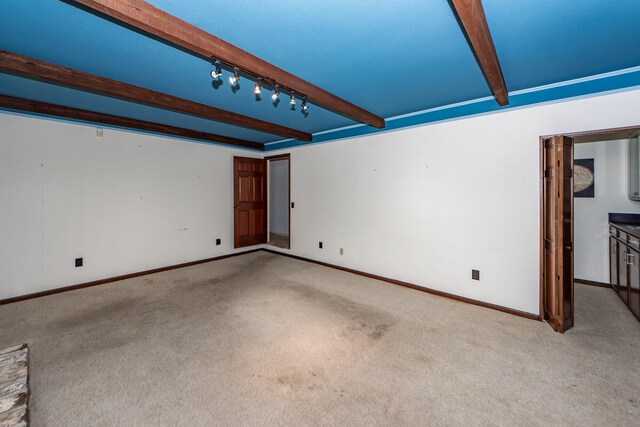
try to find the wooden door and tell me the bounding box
[234,157,267,248]
[542,135,574,333]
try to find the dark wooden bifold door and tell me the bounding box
[542,135,574,333]
[234,157,267,248]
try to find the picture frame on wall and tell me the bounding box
[574,158,595,198]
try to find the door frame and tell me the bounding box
[265,153,291,249]
[539,124,640,332]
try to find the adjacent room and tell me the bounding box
[266,155,290,249]
[573,131,640,324]
[1,1,639,425]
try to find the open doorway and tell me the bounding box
[266,154,290,249]
[540,126,640,333]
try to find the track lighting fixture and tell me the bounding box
[210,59,222,79]
[229,67,240,86]
[207,65,307,115]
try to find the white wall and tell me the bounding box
[574,139,640,283]
[268,159,289,235]
[0,112,260,300]
[271,89,640,316]
[4,89,640,313]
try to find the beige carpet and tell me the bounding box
[0,251,638,426]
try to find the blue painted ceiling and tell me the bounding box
[1,0,640,149]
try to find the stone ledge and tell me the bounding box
[0,344,29,427]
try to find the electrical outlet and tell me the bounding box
[319,242,323,249]
[291,202,295,208]
[340,248,344,255]
[472,269,480,280]
[75,257,83,268]
[216,238,221,245]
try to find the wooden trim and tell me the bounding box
[542,124,640,139]
[0,249,261,306]
[449,0,508,106]
[0,95,262,150]
[574,278,611,288]
[70,0,385,129]
[0,50,311,141]
[288,156,291,249]
[538,136,545,321]
[265,154,291,161]
[262,249,539,321]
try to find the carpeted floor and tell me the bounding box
[268,233,290,249]
[0,251,638,426]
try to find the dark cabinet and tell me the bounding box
[618,243,628,303]
[629,248,640,319]
[609,223,640,321]
[610,235,618,289]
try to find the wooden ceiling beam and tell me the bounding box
[0,94,263,150]
[449,0,509,106]
[69,0,386,129]
[0,50,311,141]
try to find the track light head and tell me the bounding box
[301,96,309,112]
[272,84,280,101]
[229,67,240,86]
[290,93,296,106]
[254,78,262,95]
[210,59,222,79]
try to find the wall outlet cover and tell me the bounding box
[75,257,83,268]
[216,238,221,245]
[319,242,323,249]
[472,269,480,280]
